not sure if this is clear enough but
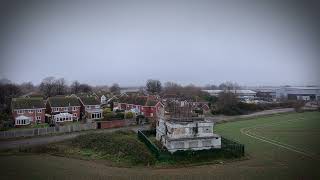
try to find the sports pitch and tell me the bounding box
[214,111,320,179]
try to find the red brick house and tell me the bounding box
[191,101,210,112]
[114,96,164,118]
[78,96,103,120]
[46,96,81,123]
[11,98,46,126]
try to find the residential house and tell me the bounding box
[46,96,81,123]
[114,95,164,118]
[191,101,210,113]
[11,98,46,126]
[100,95,107,104]
[79,96,103,120]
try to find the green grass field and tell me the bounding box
[214,111,320,179]
[0,112,319,179]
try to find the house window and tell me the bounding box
[36,116,41,120]
[64,107,68,111]
[17,110,24,114]
[72,107,76,111]
[95,105,99,108]
[87,106,90,110]
[37,109,42,113]
[28,110,33,113]
[73,113,77,117]
[16,118,30,125]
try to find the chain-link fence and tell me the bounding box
[138,130,245,161]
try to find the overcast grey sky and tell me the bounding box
[0,0,319,86]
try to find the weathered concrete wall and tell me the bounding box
[165,121,215,139]
[166,137,221,153]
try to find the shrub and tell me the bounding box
[293,100,305,113]
[103,108,114,120]
[103,108,112,113]
[103,112,114,120]
[114,112,125,119]
[115,109,125,113]
[72,131,156,165]
[125,112,134,119]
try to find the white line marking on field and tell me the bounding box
[240,117,319,160]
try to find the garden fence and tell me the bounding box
[0,123,97,139]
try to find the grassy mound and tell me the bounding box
[71,131,156,165]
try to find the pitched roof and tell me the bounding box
[48,96,81,107]
[79,97,100,105]
[118,95,161,106]
[118,95,147,105]
[162,94,178,99]
[12,98,45,109]
[145,99,158,106]
[135,96,148,106]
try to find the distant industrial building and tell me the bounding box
[254,88,277,101]
[202,89,256,101]
[275,86,320,101]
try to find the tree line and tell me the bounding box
[0,77,241,115]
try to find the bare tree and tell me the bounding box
[163,82,206,101]
[163,82,181,96]
[146,79,162,94]
[204,84,218,90]
[216,91,239,115]
[110,83,120,94]
[20,82,35,94]
[78,83,92,93]
[71,81,81,94]
[0,83,21,114]
[219,81,240,91]
[39,77,56,97]
[55,78,67,95]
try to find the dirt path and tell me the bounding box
[208,108,294,123]
[0,125,149,150]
